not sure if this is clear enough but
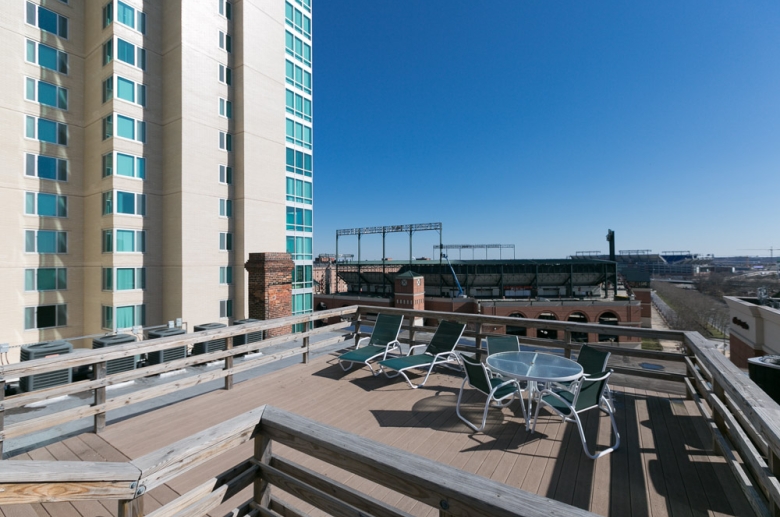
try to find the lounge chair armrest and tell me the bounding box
[493,378,520,392]
[583,370,611,382]
[407,344,427,355]
[354,336,370,349]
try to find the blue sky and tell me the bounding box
[311,1,780,260]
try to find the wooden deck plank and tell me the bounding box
[0,353,756,517]
[24,447,81,517]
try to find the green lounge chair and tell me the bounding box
[456,355,527,432]
[532,370,620,459]
[379,320,466,389]
[338,314,404,376]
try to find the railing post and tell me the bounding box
[0,379,5,458]
[302,321,310,364]
[474,322,483,362]
[94,361,107,434]
[354,312,362,347]
[254,429,272,509]
[768,451,780,516]
[118,497,144,517]
[563,331,572,359]
[711,378,727,450]
[224,336,234,390]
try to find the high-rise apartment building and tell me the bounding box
[0,0,314,359]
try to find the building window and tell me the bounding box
[285,90,311,122]
[25,230,67,253]
[103,152,145,179]
[219,232,233,251]
[26,40,68,74]
[117,1,145,33]
[25,78,68,110]
[103,114,146,142]
[292,265,312,289]
[26,2,69,38]
[25,304,67,330]
[102,191,146,216]
[285,31,311,67]
[219,0,232,19]
[26,115,67,145]
[25,268,67,291]
[109,76,146,106]
[25,192,67,217]
[220,299,233,318]
[105,38,146,70]
[219,31,232,53]
[219,98,232,118]
[292,293,312,315]
[219,199,232,217]
[103,2,113,28]
[285,119,312,149]
[286,207,313,232]
[219,266,233,284]
[294,0,311,14]
[285,60,311,95]
[286,177,313,205]
[219,165,233,184]
[103,229,146,253]
[286,236,312,261]
[117,267,146,290]
[25,153,67,181]
[285,149,313,177]
[219,64,232,85]
[219,131,233,151]
[285,2,311,40]
[102,304,145,330]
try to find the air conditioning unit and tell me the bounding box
[20,340,73,392]
[92,334,137,375]
[233,319,264,347]
[192,322,227,355]
[146,327,187,365]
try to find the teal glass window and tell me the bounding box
[286,207,312,232]
[102,306,113,329]
[219,98,232,118]
[117,114,135,139]
[219,266,233,284]
[285,149,313,177]
[219,232,233,251]
[286,89,312,122]
[285,31,311,67]
[26,116,67,145]
[292,293,312,315]
[286,236,313,260]
[103,77,113,102]
[26,2,68,38]
[25,230,67,253]
[103,268,113,290]
[219,132,233,151]
[219,64,232,85]
[292,265,313,289]
[286,119,312,149]
[219,165,233,184]
[286,178,313,204]
[114,305,145,329]
[108,229,145,252]
[103,2,113,28]
[219,199,233,217]
[27,40,69,74]
[220,300,233,318]
[110,152,145,179]
[25,192,67,217]
[219,0,232,19]
[117,1,135,29]
[103,39,113,65]
[26,154,67,181]
[285,2,311,40]
[115,268,145,290]
[117,76,135,102]
[219,31,232,52]
[25,268,67,291]
[26,78,68,110]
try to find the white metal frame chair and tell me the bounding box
[456,355,527,432]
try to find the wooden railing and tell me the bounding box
[2,305,780,516]
[0,405,599,517]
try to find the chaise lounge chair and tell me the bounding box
[337,314,404,376]
[379,320,466,389]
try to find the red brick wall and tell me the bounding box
[633,288,652,319]
[245,253,294,337]
[730,333,763,369]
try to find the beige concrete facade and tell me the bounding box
[726,296,780,367]
[0,0,309,360]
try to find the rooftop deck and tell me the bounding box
[0,350,752,517]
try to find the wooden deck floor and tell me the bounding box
[0,351,754,517]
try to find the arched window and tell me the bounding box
[537,311,558,340]
[567,312,589,343]
[598,311,619,342]
[506,312,527,337]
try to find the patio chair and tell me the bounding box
[554,345,614,411]
[456,355,527,432]
[486,335,520,356]
[337,314,404,376]
[532,370,620,459]
[379,320,466,389]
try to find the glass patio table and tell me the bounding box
[485,351,584,429]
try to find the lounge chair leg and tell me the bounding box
[339,361,353,372]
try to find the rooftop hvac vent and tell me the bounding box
[20,340,73,392]
[233,319,264,347]
[92,334,137,375]
[192,322,227,355]
[146,327,187,365]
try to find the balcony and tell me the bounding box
[0,306,776,516]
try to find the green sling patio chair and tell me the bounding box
[379,320,466,389]
[337,314,404,376]
[554,344,614,411]
[532,370,620,459]
[486,335,521,356]
[456,355,527,432]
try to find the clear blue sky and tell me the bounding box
[311,1,780,260]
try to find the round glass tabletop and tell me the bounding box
[485,351,583,383]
